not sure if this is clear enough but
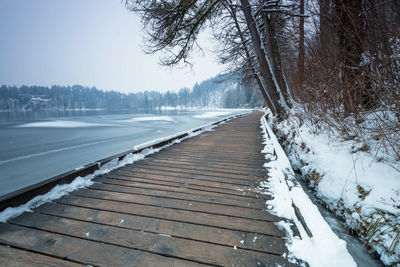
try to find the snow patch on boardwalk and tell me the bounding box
[259,116,356,267]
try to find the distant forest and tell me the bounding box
[0,75,263,111]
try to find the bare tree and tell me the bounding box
[126,0,293,117]
[262,11,293,109]
[212,1,275,111]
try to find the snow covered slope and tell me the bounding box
[266,110,400,266]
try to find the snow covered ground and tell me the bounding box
[265,109,400,266]
[259,115,356,267]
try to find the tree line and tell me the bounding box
[0,75,263,111]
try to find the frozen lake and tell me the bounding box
[0,109,248,197]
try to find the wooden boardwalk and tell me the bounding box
[0,111,297,266]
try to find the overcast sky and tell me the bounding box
[0,0,225,93]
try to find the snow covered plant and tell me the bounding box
[265,108,400,265]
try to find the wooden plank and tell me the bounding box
[70,189,276,221]
[87,183,267,209]
[146,157,265,171]
[165,147,265,157]
[0,223,204,267]
[96,177,263,201]
[35,202,286,255]
[155,151,267,162]
[124,164,261,181]
[103,173,259,197]
[114,168,256,186]
[0,245,84,267]
[166,147,265,156]
[57,194,283,235]
[115,167,259,186]
[106,171,252,192]
[144,158,265,173]
[10,212,292,266]
[149,153,266,166]
[133,160,266,177]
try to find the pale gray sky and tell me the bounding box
[0,0,225,93]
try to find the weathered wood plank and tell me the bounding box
[57,194,283,235]
[106,171,254,192]
[143,158,265,173]
[10,212,292,266]
[149,154,266,167]
[0,245,84,267]
[115,168,258,186]
[114,168,256,186]
[0,223,204,266]
[164,148,266,158]
[124,165,262,181]
[134,160,266,177]
[69,189,277,222]
[35,202,286,255]
[87,183,266,209]
[153,151,267,164]
[96,176,263,201]
[103,173,258,197]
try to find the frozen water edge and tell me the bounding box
[0,111,250,223]
[258,115,356,267]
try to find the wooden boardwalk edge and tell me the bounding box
[0,111,298,266]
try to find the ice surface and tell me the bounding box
[16,120,114,128]
[121,116,174,122]
[0,139,111,166]
[193,111,232,119]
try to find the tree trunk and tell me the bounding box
[228,4,275,111]
[319,0,330,53]
[239,0,286,117]
[334,0,364,115]
[298,0,305,86]
[265,14,293,108]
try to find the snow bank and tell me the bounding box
[0,111,250,223]
[268,108,400,265]
[16,120,113,128]
[259,115,356,267]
